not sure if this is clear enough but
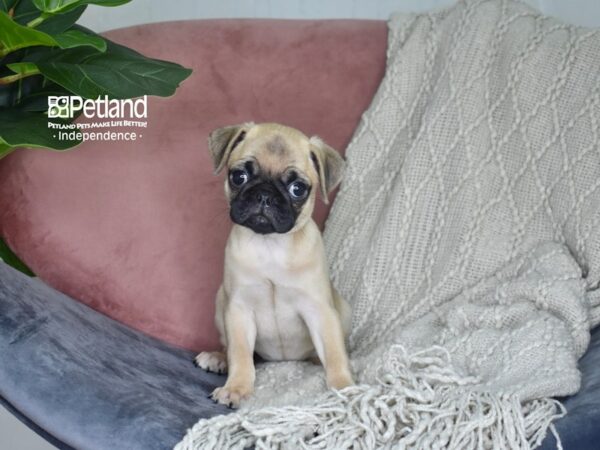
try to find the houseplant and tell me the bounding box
[0,0,192,273]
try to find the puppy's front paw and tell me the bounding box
[211,384,253,408]
[194,351,227,374]
[327,370,354,390]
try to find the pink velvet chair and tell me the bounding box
[0,19,387,449]
[0,19,387,353]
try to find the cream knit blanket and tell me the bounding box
[178,0,600,448]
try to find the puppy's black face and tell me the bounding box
[228,161,311,234]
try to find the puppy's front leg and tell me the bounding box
[211,303,256,408]
[304,304,354,390]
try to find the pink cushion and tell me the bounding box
[0,19,387,351]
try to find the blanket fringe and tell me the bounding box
[175,346,565,450]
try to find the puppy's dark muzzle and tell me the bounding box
[255,191,272,207]
[245,214,274,234]
[230,181,297,234]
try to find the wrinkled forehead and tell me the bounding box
[230,126,316,180]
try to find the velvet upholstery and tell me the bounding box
[0,261,599,449]
[0,261,229,450]
[0,19,388,351]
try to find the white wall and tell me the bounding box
[79,0,600,33]
[0,405,56,450]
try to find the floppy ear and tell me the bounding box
[309,136,345,204]
[207,122,254,174]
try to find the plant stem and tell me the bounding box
[0,69,40,85]
[9,0,23,17]
[27,15,46,28]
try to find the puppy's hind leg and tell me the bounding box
[332,285,352,338]
[303,302,354,390]
[194,350,227,374]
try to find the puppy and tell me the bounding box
[194,122,354,408]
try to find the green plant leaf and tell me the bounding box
[13,81,71,111]
[0,237,34,276]
[6,61,40,76]
[33,0,129,14]
[4,0,44,24]
[37,6,86,34]
[1,1,190,158]
[11,1,87,35]
[0,109,81,150]
[0,10,57,55]
[0,0,17,12]
[0,139,14,159]
[0,48,60,109]
[26,39,193,99]
[0,10,104,56]
[53,29,106,51]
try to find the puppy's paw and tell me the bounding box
[211,384,253,408]
[327,370,354,390]
[194,351,227,374]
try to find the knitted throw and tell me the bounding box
[177,0,600,448]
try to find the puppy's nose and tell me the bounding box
[256,191,272,207]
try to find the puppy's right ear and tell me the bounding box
[208,122,254,174]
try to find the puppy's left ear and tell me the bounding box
[208,122,254,174]
[309,136,345,204]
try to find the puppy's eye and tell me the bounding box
[288,181,308,199]
[229,169,249,187]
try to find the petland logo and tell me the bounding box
[48,95,148,119]
[47,95,148,143]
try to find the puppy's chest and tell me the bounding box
[232,234,300,281]
[231,246,315,360]
[227,230,321,360]
[243,281,314,361]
